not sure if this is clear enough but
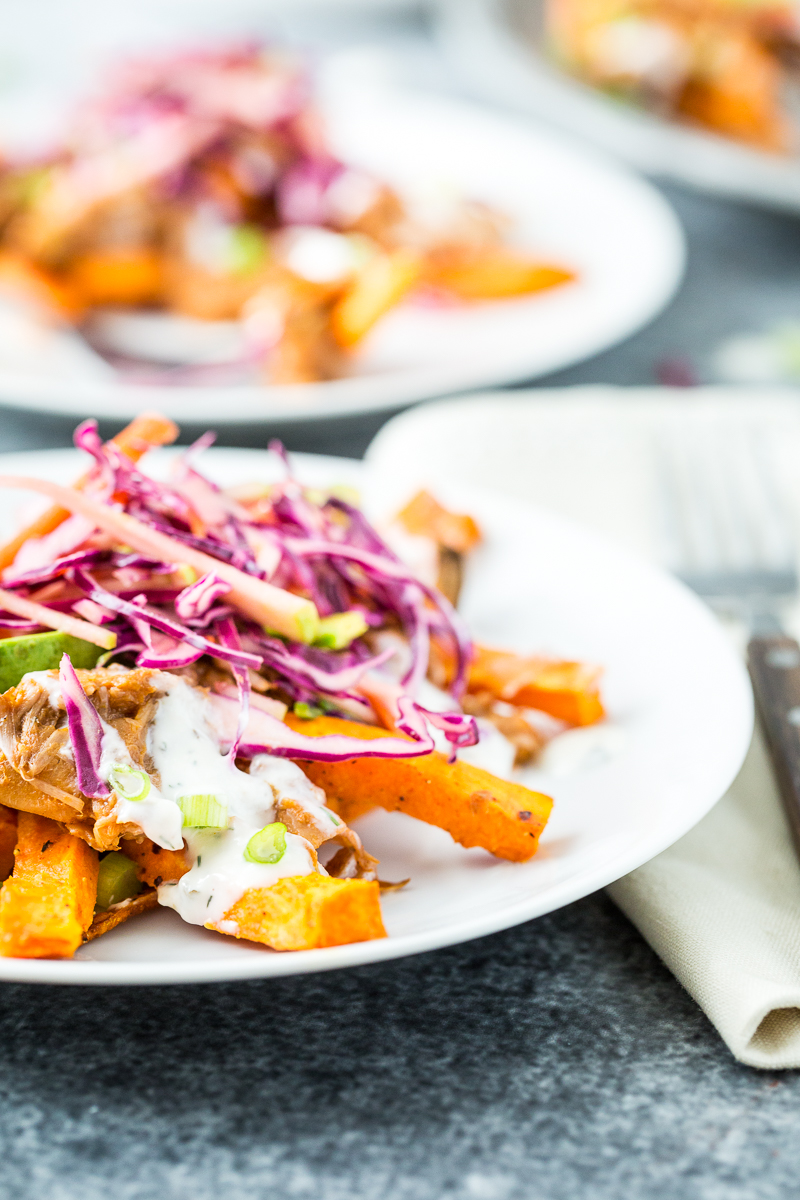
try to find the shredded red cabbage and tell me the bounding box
[59,654,110,797]
[6,422,479,764]
[175,572,231,620]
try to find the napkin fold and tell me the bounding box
[609,728,800,1068]
[366,385,800,1068]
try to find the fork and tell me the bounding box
[659,418,800,855]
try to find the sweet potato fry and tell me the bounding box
[287,715,552,862]
[0,251,84,318]
[120,837,190,886]
[468,646,604,726]
[676,32,787,152]
[396,489,482,555]
[68,248,163,306]
[213,874,386,950]
[396,489,482,605]
[428,252,575,301]
[0,812,98,958]
[330,249,421,348]
[0,803,16,881]
[0,411,179,574]
[85,888,159,941]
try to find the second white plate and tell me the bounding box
[438,0,800,215]
[0,82,683,424]
[0,445,751,983]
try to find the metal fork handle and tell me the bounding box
[748,635,800,858]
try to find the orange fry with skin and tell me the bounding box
[0,251,85,319]
[429,253,575,301]
[288,715,552,862]
[331,249,422,348]
[0,812,98,958]
[68,249,163,307]
[213,874,386,950]
[121,837,190,886]
[396,489,482,554]
[468,646,604,726]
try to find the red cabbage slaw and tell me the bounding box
[29,47,349,241]
[1,422,478,766]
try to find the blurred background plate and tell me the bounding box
[0,80,683,425]
[438,0,800,215]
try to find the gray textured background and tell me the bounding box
[0,897,795,1200]
[0,8,799,1199]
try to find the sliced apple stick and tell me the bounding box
[287,714,553,862]
[212,874,386,950]
[0,812,98,958]
[0,411,179,574]
[0,476,319,642]
[0,588,117,650]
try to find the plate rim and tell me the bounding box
[0,446,752,985]
[0,87,684,424]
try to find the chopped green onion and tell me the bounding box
[108,764,151,802]
[313,610,368,650]
[244,822,287,865]
[293,701,323,720]
[229,224,269,275]
[177,794,229,829]
[96,852,142,911]
[322,806,342,826]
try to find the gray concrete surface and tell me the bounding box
[0,895,795,1200]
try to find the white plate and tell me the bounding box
[0,445,751,983]
[438,0,800,215]
[0,84,683,424]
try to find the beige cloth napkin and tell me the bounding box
[609,730,800,1068]
[366,384,800,1068]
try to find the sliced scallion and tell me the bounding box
[244,822,287,865]
[108,764,151,802]
[177,794,229,829]
[96,852,142,911]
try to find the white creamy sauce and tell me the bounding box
[537,724,627,778]
[99,719,185,852]
[26,669,65,709]
[148,677,322,927]
[249,755,341,841]
[26,669,329,928]
[161,825,316,929]
[459,719,517,780]
[413,679,515,776]
[282,227,358,284]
